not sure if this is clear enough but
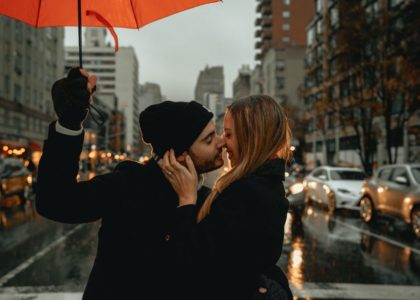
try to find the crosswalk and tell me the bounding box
[0,283,420,300]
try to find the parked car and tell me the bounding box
[0,157,33,227]
[303,166,367,213]
[285,174,306,214]
[359,164,420,239]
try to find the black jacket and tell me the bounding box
[172,158,291,300]
[36,122,209,300]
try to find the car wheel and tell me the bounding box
[411,207,420,239]
[360,196,375,223]
[328,193,336,214]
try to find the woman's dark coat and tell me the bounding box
[173,158,292,300]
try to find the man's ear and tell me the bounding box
[176,151,188,162]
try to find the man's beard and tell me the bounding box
[188,149,223,174]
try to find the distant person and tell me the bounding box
[160,95,294,300]
[36,68,225,300]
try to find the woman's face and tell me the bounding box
[223,110,240,167]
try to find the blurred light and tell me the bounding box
[307,206,313,216]
[285,172,290,177]
[26,175,33,185]
[88,151,96,159]
[20,148,25,153]
[377,187,384,193]
[107,152,112,158]
[323,184,331,194]
[91,144,96,150]
[404,197,411,204]
[115,155,120,160]
[8,150,13,155]
[290,183,304,195]
[2,146,8,151]
[290,146,296,152]
[101,153,106,159]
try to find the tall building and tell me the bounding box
[194,65,224,106]
[0,17,64,156]
[233,65,251,100]
[65,28,140,156]
[302,0,420,169]
[253,0,314,105]
[254,0,314,61]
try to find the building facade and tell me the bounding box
[302,0,420,170]
[0,17,64,158]
[65,28,140,157]
[194,65,224,106]
[233,65,251,100]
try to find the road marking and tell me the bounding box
[332,218,420,255]
[291,283,420,299]
[0,224,85,287]
[0,284,419,299]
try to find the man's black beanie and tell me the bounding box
[139,101,213,157]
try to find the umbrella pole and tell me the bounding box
[78,0,83,68]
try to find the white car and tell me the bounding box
[303,166,367,213]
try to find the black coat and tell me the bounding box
[172,158,291,300]
[36,122,209,300]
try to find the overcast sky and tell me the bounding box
[64,0,257,101]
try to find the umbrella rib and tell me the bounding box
[35,0,43,27]
[129,0,140,28]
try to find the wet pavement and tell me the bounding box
[0,199,420,299]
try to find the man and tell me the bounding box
[36,68,224,300]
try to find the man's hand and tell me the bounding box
[51,68,97,130]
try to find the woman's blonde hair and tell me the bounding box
[197,95,292,222]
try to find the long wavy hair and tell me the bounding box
[197,95,292,222]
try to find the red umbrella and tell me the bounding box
[0,0,221,67]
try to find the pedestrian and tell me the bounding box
[160,95,294,300]
[35,68,225,299]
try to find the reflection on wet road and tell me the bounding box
[1,200,420,299]
[279,205,420,287]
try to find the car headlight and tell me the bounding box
[26,175,33,185]
[337,188,351,194]
[289,183,304,195]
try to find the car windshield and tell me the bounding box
[411,167,420,185]
[330,170,366,180]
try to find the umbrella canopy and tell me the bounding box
[1,0,220,28]
[1,0,221,66]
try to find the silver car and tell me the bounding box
[303,166,367,213]
[359,164,420,239]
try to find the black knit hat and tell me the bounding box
[139,101,214,157]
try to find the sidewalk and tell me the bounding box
[0,283,420,299]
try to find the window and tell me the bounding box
[283,0,291,5]
[378,168,392,180]
[282,23,290,31]
[276,60,285,71]
[391,167,410,185]
[307,27,315,47]
[282,11,290,18]
[282,36,291,44]
[316,0,323,13]
[330,7,339,27]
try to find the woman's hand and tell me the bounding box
[159,149,198,206]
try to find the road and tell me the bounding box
[0,199,420,299]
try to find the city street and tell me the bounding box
[1,198,420,299]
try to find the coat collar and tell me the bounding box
[253,158,286,180]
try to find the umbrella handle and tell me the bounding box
[78,0,83,68]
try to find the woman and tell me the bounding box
[161,95,293,300]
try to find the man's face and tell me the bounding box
[188,120,224,174]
